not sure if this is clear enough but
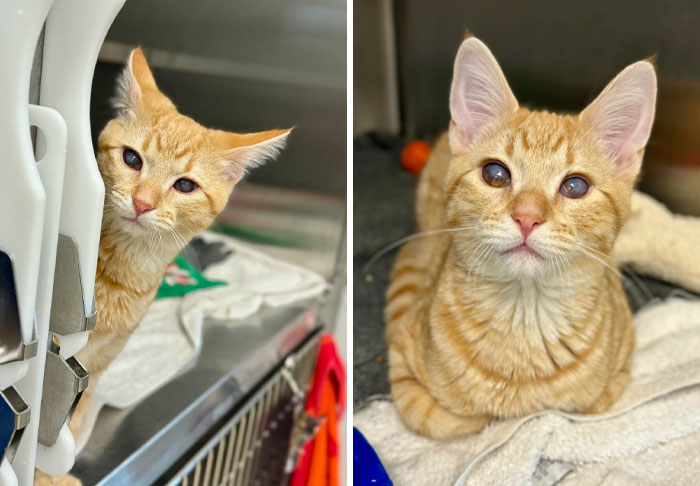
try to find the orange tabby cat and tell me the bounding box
[34,48,290,486]
[385,37,656,439]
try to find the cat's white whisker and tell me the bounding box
[571,244,622,278]
[576,239,653,303]
[361,227,477,274]
[573,242,646,302]
[173,229,188,250]
[470,241,493,290]
[466,241,488,285]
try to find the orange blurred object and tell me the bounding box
[290,334,346,486]
[401,140,432,174]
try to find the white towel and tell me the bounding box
[76,231,327,451]
[354,295,700,486]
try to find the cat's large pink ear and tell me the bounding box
[113,47,168,117]
[449,37,518,155]
[580,61,657,177]
[215,128,293,180]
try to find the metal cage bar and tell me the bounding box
[166,330,321,486]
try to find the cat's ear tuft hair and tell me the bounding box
[113,47,160,118]
[580,61,657,177]
[216,128,293,181]
[449,38,518,155]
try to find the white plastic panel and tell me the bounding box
[34,0,126,476]
[13,105,68,486]
[0,0,50,350]
[0,364,31,392]
[0,0,54,483]
[35,428,75,477]
[0,459,18,486]
[41,0,126,319]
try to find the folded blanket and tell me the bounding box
[354,192,700,485]
[356,296,700,485]
[76,231,327,451]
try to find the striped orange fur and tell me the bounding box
[386,37,656,439]
[81,48,290,421]
[35,48,292,486]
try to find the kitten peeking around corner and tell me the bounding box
[33,48,292,486]
[385,36,656,439]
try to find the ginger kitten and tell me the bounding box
[81,48,290,381]
[385,37,656,439]
[34,48,290,486]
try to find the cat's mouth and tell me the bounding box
[504,243,544,260]
[123,216,143,227]
[120,215,150,234]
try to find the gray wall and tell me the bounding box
[92,0,346,196]
[352,0,700,214]
[353,0,399,135]
[393,0,700,139]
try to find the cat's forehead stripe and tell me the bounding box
[521,130,533,151]
[142,131,155,152]
[504,134,515,158]
[174,145,192,159]
[508,118,576,170]
[550,134,565,153]
[565,143,575,166]
[183,155,196,173]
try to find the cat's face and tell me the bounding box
[444,38,656,279]
[97,48,290,244]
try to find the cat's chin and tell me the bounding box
[502,249,549,278]
[117,215,153,237]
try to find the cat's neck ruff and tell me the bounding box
[482,277,580,341]
[99,221,187,289]
[447,250,605,342]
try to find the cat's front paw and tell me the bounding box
[33,469,83,486]
[55,475,82,486]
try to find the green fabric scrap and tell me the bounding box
[155,254,226,299]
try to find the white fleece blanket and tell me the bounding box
[76,231,327,451]
[354,295,700,486]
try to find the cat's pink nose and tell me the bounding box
[133,198,154,217]
[512,213,544,240]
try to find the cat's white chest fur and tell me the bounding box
[504,280,571,340]
[481,277,580,346]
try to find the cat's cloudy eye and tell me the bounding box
[122,148,142,171]
[482,161,511,188]
[174,178,197,193]
[560,176,590,199]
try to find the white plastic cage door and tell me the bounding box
[0,0,55,484]
[0,0,126,484]
[12,104,68,486]
[33,0,126,478]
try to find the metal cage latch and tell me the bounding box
[0,251,38,365]
[37,340,88,446]
[0,386,30,463]
[49,234,97,336]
